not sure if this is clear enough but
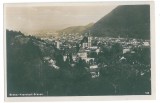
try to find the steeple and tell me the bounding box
[88,30,92,48]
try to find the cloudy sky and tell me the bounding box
[5,3,117,34]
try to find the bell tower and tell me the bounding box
[88,30,92,48]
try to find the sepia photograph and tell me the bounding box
[4,1,155,101]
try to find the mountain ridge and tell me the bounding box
[57,5,150,39]
[57,23,94,34]
[89,5,150,39]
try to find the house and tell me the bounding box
[143,42,150,46]
[89,65,99,78]
[123,48,130,54]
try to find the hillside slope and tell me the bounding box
[57,23,94,34]
[89,5,150,39]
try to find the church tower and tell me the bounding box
[88,31,92,48]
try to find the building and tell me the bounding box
[82,36,88,48]
[89,65,99,78]
[77,48,87,59]
[123,48,130,54]
[63,55,67,61]
[88,36,92,48]
[55,40,60,49]
[81,34,92,49]
[143,42,150,46]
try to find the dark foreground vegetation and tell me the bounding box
[7,30,151,96]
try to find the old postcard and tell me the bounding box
[4,1,155,101]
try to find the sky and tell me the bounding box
[5,3,117,34]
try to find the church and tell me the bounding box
[80,35,92,49]
[77,34,92,59]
